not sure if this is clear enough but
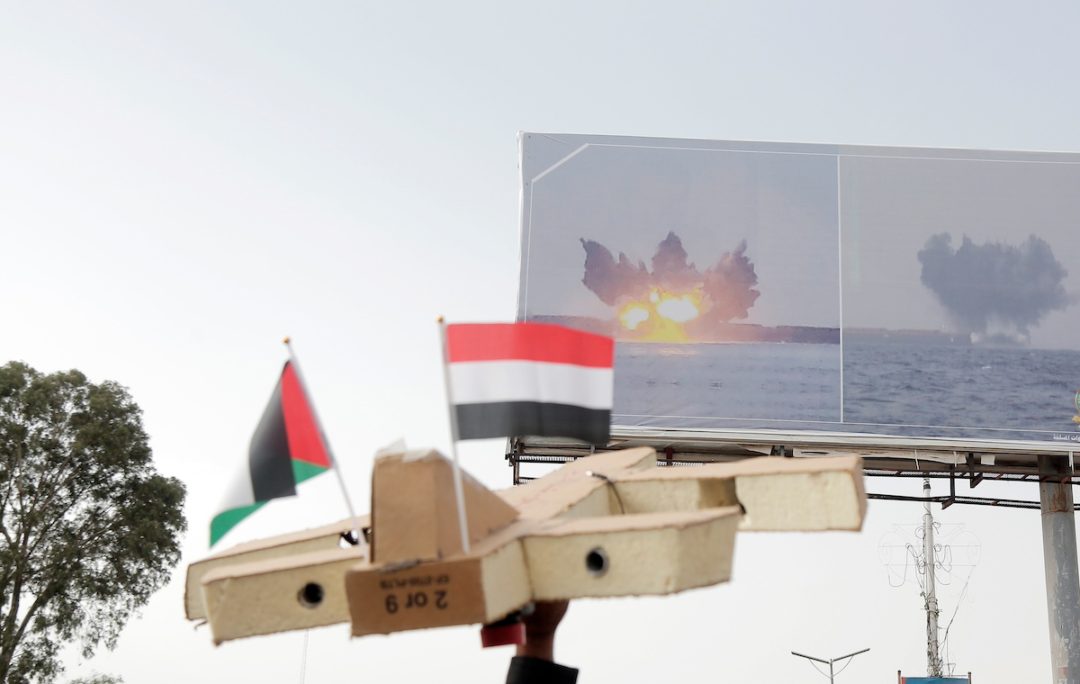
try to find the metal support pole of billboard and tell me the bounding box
[1038,454,1080,684]
[922,478,944,678]
[791,648,868,683]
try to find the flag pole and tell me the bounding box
[437,317,471,555]
[283,337,360,536]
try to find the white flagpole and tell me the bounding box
[283,337,360,537]
[437,317,471,555]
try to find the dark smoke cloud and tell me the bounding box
[918,233,1072,335]
[580,239,651,305]
[581,231,760,322]
[701,240,760,324]
[650,232,701,292]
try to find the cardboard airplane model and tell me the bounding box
[185,446,866,644]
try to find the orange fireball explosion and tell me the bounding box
[581,232,761,344]
[617,287,703,342]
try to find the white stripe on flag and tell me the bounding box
[217,466,256,511]
[449,360,614,410]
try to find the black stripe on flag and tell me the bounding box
[455,401,611,446]
[248,380,297,501]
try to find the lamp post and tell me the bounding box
[791,648,870,683]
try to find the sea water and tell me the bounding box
[613,339,1080,442]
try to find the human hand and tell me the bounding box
[516,600,570,662]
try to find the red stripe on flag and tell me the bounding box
[280,362,332,468]
[446,322,614,367]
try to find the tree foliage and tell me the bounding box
[0,362,186,683]
[68,675,122,684]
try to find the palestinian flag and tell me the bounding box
[445,322,614,446]
[211,361,332,546]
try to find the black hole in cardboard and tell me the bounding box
[298,582,325,608]
[585,548,608,576]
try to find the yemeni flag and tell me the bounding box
[445,322,614,446]
[211,361,333,546]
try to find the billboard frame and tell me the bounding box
[516,131,1080,457]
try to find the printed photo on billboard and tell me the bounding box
[517,133,1080,448]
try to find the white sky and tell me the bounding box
[2,2,1079,682]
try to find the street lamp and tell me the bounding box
[790,648,870,683]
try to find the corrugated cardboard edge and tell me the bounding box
[501,447,657,520]
[523,508,741,600]
[616,455,866,532]
[185,515,367,620]
[733,457,865,531]
[201,546,367,644]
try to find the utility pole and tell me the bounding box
[791,648,869,682]
[922,477,944,677]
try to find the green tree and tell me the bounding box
[0,362,186,683]
[68,675,122,684]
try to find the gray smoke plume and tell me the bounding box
[650,231,701,292]
[581,231,760,322]
[701,240,760,324]
[917,233,1071,335]
[580,239,651,306]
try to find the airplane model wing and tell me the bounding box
[186,447,865,644]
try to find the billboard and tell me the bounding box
[517,133,1080,450]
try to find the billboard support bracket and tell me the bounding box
[941,465,957,510]
[966,453,984,489]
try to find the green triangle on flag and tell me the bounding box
[293,459,329,485]
[210,501,266,547]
